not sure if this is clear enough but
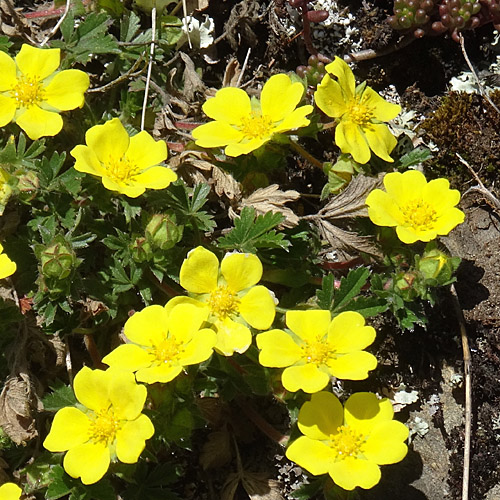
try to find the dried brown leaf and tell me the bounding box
[199,430,233,470]
[213,166,241,201]
[222,57,241,88]
[239,184,300,228]
[179,52,207,102]
[243,473,283,500]
[222,472,240,500]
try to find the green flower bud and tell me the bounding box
[131,237,153,263]
[40,236,76,280]
[145,213,183,250]
[395,271,416,291]
[17,170,39,200]
[418,248,448,280]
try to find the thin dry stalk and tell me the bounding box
[141,4,157,131]
[39,0,70,46]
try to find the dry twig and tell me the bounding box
[39,0,70,47]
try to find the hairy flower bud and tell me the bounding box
[40,236,76,280]
[145,213,183,250]
[131,237,153,263]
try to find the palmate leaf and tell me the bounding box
[218,207,290,253]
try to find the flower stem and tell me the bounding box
[290,140,323,170]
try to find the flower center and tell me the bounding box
[239,112,274,140]
[301,337,332,365]
[105,156,139,184]
[89,409,121,446]
[153,337,182,364]
[346,98,371,126]
[208,285,240,319]
[12,76,45,108]
[400,199,438,231]
[329,425,366,460]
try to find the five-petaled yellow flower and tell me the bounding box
[43,366,154,485]
[166,246,276,356]
[102,303,217,384]
[192,74,313,157]
[315,57,401,164]
[0,482,22,500]
[71,118,177,198]
[365,170,465,244]
[286,391,409,491]
[256,310,377,393]
[0,243,16,280]
[0,44,89,140]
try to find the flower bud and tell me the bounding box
[145,213,183,250]
[418,248,448,280]
[131,237,153,263]
[40,236,76,280]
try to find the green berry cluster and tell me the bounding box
[388,0,436,37]
[296,55,326,87]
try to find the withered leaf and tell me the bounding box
[222,57,241,88]
[199,429,233,470]
[179,52,207,101]
[242,473,284,500]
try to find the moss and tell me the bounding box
[419,91,500,192]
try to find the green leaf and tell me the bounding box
[0,35,13,53]
[331,267,370,313]
[218,206,290,253]
[344,296,388,318]
[46,465,75,500]
[397,147,432,169]
[42,382,77,411]
[316,274,335,310]
[120,11,141,42]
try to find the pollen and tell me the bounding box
[105,156,138,184]
[346,99,372,126]
[208,285,240,319]
[11,76,45,108]
[400,199,438,231]
[153,337,182,364]
[90,409,121,446]
[239,112,274,140]
[329,425,366,460]
[301,337,332,365]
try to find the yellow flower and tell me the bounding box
[43,366,154,485]
[192,74,313,157]
[315,57,401,164]
[365,170,465,244]
[0,243,16,280]
[0,482,22,500]
[71,118,177,198]
[286,391,409,491]
[102,303,217,384]
[165,246,276,356]
[256,310,376,393]
[0,44,89,140]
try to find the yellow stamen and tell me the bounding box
[301,337,332,365]
[89,409,121,446]
[346,98,372,126]
[329,425,366,460]
[12,76,45,108]
[208,285,240,319]
[400,199,437,231]
[105,156,138,184]
[153,338,182,364]
[239,112,274,139]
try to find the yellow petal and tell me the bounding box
[101,175,140,197]
[314,75,347,118]
[73,366,111,412]
[16,45,60,80]
[133,166,177,190]
[281,363,330,393]
[192,121,244,148]
[328,351,377,380]
[434,207,465,235]
[102,344,153,371]
[260,74,304,122]
[124,304,169,347]
[43,407,90,451]
[324,57,355,100]
[179,328,217,365]
[168,302,209,342]
[220,252,262,291]
[224,137,267,157]
[256,329,302,367]
[327,311,376,352]
[365,189,401,227]
[395,225,423,244]
[383,170,426,204]
[335,120,370,164]
[344,393,394,435]
[329,457,381,490]
[136,364,183,384]
[363,123,397,162]
[239,286,275,329]
[214,317,251,355]
[297,391,343,440]
[0,253,16,280]
[286,436,332,476]
[202,86,251,123]
[63,442,110,485]
[361,86,401,121]
[0,483,22,500]
[363,420,409,464]
[108,368,147,420]
[125,131,168,169]
[422,178,459,211]
[0,95,17,127]
[44,69,89,110]
[273,105,313,133]
[70,144,103,176]
[285,309,331,342]
[0,51,17,91]
[15,106,62,140]
[115,414,155,463]
[164,296,209,316]
[179,246,219,294]
[85,118,129,163]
